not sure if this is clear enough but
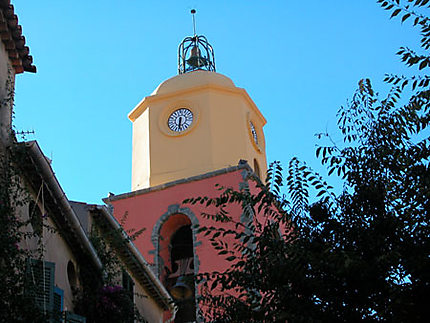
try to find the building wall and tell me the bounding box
[44,217,81,311]
[0,39,14,145]
[110,167,255,282]
[130,70,267,190]
[79,205,169,322]
[18,200,81,312]
[132,108,151,189]
[133,276,165,323]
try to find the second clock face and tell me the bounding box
[168,108,194,132]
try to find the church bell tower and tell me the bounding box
[108,10,270,322]
[129,12,267,191]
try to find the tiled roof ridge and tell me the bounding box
[0,0,36,73]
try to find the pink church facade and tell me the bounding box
[106,163,258,321]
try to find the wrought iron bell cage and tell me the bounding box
[178,35,216,74]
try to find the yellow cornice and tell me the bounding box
[128,83,266,125]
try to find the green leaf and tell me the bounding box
[401,13,411,23]
[391,8,401,17]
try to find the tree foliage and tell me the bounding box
[189,1,430,322]
[0,75,47,322]
[0,155,53,323]
[74,213,147,323]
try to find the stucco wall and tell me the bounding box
[133,275,165,323]
[43,217,80,310]
[110,168,261,321]
[18,201,80,311]
[0,40,14,145]
[111,168,254,280]
[132,108,151,190]
[130,70,267,190]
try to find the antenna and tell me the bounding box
[15,130,35,136]
[191,9,196,36]
[15,129,35,140]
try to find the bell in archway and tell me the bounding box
[186,46,208,68]
[169,275,193,300]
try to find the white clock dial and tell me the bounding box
[250,122,258,145]
[168,108,193,132]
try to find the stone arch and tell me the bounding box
[151,204,200,279]
[151,204,201,322]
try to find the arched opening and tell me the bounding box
[158,214,191,279]
[158,215,196,323]
[67,260,78,291]
[254,158,261,179]
[170,225,194,275]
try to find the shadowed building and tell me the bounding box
[0,2,175,321]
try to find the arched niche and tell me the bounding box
[159,214,192,281]
[151,204,200,280]
[152,205,199,322]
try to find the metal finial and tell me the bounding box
[191,9,196,36]
[178,9,216,74]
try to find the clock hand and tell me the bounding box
[178,117,183,131]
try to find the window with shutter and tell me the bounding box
[53,287,64,323]
[64,311,87,323]
[26,259,55,316]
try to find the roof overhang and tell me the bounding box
[15,141,102,269]
[128,83,266,126]
[90,205,175,312]
[0,1,36,73]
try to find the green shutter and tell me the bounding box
[53,287,64,323]
[64,311,87,323]
[26,259,55,315]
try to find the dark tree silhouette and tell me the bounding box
[187,1,430,321]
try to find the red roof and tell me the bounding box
[0,0,36,73]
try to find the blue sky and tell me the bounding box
[12,1,421,204]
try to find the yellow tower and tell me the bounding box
[129,32,267,191]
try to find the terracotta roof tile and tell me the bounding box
[0,0,36,73]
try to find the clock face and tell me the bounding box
[168,108,194,132]
[250,122,258,145]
